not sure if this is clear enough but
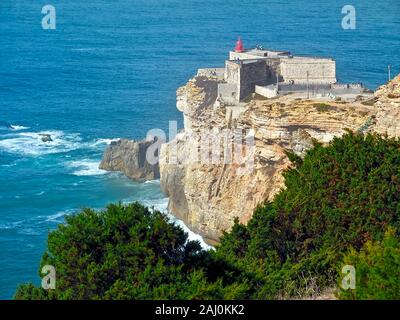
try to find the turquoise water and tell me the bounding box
[0,0,399,299]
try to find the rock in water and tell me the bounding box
[99,138,160,182]
[39,134,53,142]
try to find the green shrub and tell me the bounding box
[338,228,400,300]
[14,202,250,300]
[216,132,400,299]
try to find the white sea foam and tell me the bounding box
[10,125,29,131]
[35,210,74,224]
[87,138,120,151]
[0,126,122,158]
[1,211,70,232]
[140,197,213,250]
[138,197,169,213]
[45,211,70,222]
[0,130,82,156]
[144,179,160,185]
[92,138,120,146]
[169,215,214,250]
[68,159,107,176]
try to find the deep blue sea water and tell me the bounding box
[0,0,399,299]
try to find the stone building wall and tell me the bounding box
[238,60,267,100]
[221,51,337,102]
[280,57,336,84]
[223,60,268,101]
[218,82,238,105]
[255,84,278,98]
[224,61,241,84]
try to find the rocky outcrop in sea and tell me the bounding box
[99,138,160,182]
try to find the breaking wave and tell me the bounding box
[0,128,120,157]
[140,197,213,250]
[144,179,160,185]
[90,138,120,149]
[0,121,29,131]
[0,130,82,156]
[67,159,107,176]
[43,210,73,223]
[10,125,29,131]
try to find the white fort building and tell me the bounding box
[198,38,365,106]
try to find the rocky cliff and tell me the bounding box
[371,74,400,137]
[159,72,400,244]
[99,138,160,182]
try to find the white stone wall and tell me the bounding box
[255,85,278,98]
[218,83,238,104]
[224,61,240,84]
[280,58,336,84]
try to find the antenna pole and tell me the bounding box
[276,72,279,91]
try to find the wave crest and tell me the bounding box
[67,159,107,176]
[0,130,82,156]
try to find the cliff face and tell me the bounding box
[160,72,400,244]
[100,138,160,182]
[372,74,400,137]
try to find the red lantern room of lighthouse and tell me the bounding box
[235,37,244,53]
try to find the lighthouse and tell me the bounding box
[235,37,244,53]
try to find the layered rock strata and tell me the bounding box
[159,72,400,244]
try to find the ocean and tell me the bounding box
[0,0,399,299]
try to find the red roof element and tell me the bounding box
[235,37,244,53]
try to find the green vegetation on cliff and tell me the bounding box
[216,132,400,299]
[15,203,248,300]
[15,133,400,300]
[338,228,400,300]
